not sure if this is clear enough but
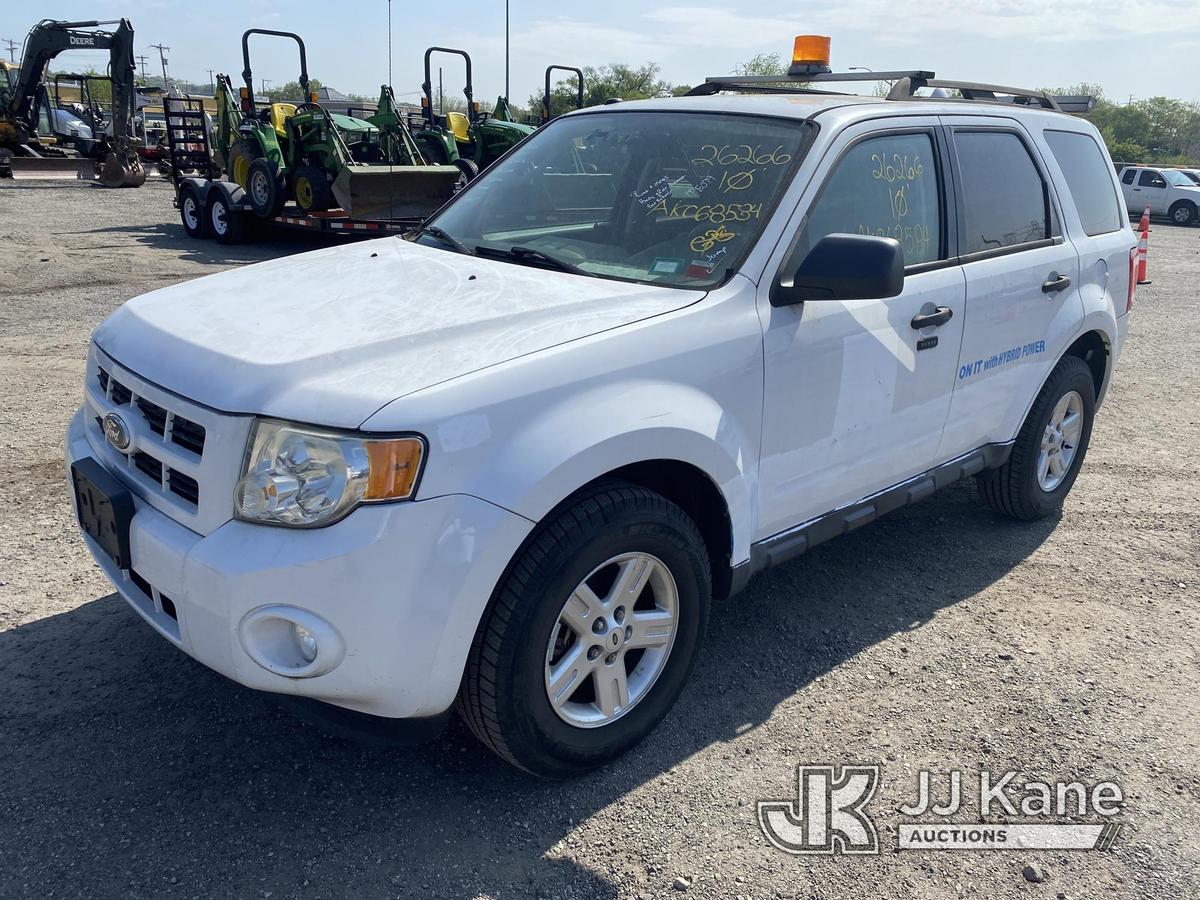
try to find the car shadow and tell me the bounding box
[84,221,361,266]
[0,479,1057,898]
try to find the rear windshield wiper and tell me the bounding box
[418,225,474,255]
[476,244,595,277]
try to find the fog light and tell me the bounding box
[293,622,318,662]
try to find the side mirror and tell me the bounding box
[771,234,905,307]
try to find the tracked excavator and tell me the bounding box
[0,18,145,186]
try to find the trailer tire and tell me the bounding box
[293,164,333,213]
[209,193,247,245]
[178,184,211,239]
[247,158,286,219]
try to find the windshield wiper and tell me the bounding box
[418,225,474,255]
[476,244,595,277]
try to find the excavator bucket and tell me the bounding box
[8,154,98,181]
[99,150,147,188]
[330,164,460,221]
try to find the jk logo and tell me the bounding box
[758,764,880,855]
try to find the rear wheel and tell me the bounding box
[293,164,333,213]
[454,157,479,189]
[457,482,711,777]
[178,184,210,238]
[977,355,1096,520]
[208,192,247,245]
[246,157,286,218]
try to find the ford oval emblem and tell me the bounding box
[102,412,131,452]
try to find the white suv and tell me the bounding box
[1118,165,1200,225]
[66,64,1135,776]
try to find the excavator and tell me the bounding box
[0,18,145,186]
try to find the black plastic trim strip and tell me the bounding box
[745,442,1013,578]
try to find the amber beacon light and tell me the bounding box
[789,35,832,76]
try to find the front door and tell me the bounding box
[1131,168,1169,214]
[756,120,965,538]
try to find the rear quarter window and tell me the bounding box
[953,130,1050,254]
[1043,130,1123,236]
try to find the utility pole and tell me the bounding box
[207,69,215,94]
[135,54,149,80]
[504,0,510,101]
[261,78,272,97]
[2,38,17,63]
[150,43,170,87]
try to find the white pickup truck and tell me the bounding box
[67,59,1135,776]
[1118,165,1200,225]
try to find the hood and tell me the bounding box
[94,237,699,428]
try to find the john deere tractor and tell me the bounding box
[216,29,459,220]
[413,47,534,180]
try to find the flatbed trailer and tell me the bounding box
[164,95,422,245]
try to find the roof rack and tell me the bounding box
[687,70,1094,114]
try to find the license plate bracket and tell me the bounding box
[71,457,134,569]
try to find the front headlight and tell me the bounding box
[233,419,425,528]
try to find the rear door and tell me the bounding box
[1118,168,1138,213]
[936,117,1083,460]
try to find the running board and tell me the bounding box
[744,443,1014,579]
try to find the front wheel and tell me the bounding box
[1169,201,1196,226]
[457,482,711,777]
[178,184,210,238]
[977,355,1096,520]
[246,158,286,218]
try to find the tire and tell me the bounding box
[226,139,257,190]
[457,482,711,777]
[977,355,1096,521]
[293,164,333,213]
[1168,201,1196,226]
[246,157,286,218]
[454,157,479,184]
[208,192,247,245]
[178,184,210,239]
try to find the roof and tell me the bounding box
[569,91,1092,133]
[314,85,350,102]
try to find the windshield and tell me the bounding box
[1164,170,1194,187]
[424,111,813,288]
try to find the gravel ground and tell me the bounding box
[0,180,1196,900]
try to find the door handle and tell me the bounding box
[910,306,953,330]
[1042,273,1072,293]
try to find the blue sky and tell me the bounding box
[4,1,1197,104]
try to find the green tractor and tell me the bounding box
[217,28,459,220]
[413,47,535,179]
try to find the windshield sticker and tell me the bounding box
[650,257,685,275]
[958,340,1046,380]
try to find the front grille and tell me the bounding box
[169,470,199,504]
[96,365,208,509]
[98,367,207,456]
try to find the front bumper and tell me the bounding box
[66,407,533,719]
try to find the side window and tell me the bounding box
[1043,130,1123,236]
[954,131,1049,254]
[799,131,941,266]
[1137,170,1165,188]
[1121,169,1136,185]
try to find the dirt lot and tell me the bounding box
[0,180,1196,900]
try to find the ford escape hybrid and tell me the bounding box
[67,39,1135,776]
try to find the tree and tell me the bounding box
[531,62,689,120]
[263,78,322,102]
[734,53,785,77]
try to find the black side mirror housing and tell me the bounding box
[771,233,905,307]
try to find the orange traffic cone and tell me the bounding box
[1136,214,1151,285]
